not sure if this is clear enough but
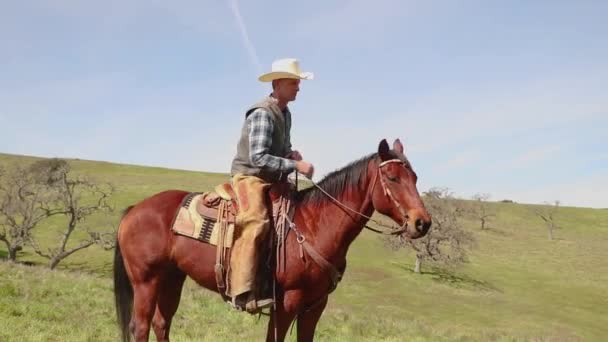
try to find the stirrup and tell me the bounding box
[230,292,274,314]
[246,297,274,313]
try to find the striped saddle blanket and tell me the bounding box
[170,183,237,247]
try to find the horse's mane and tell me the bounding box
[295,153,377,205]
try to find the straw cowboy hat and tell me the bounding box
[258,58,314,82]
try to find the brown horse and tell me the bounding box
[113,138,431,342]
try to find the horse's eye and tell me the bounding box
[387,175,399,183]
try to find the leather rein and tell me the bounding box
[309,158,410,236]
[279,158,410,314]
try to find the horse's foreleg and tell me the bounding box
[266,292,298,342]
[131,277,161,342]
[296,297,328,342]
[152,268,187,342]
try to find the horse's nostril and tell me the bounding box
[415,219,423,232]
[415,219,431,234]
[424,221,431,232]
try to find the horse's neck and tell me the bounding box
[297,168,375,264]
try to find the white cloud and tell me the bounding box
[487,144,563,172]
[592,153,608,162]
[288,66,608,208]
[437,150,484,172]
[0,73,130,117]
[502,174,608,209]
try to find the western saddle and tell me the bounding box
[171,180,296,306]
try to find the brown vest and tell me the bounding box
[230,96,291,182]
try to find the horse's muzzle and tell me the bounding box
[415,218,431,235]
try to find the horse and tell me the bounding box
[113,138,432,342]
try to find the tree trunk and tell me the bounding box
[414,255,422,273]
[6,242,23,262]
[8,247,18,262]
[47,241,95,270]
[481,218,486,230]
[49,256,61,270]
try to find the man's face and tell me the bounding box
[275,78,301,102]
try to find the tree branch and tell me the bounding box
[28,236,53,259]
[58,239,96,261]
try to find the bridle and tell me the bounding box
[307,158,410,236]
[276,157,412,320]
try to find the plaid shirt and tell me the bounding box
[247,108,296,174]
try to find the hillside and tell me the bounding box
[1,152,607,341]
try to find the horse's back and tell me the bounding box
[118,189,219,290]
[120,189,188,233]
[118,190,189,271]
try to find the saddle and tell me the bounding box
[196,181,294,226]
[170,180,295,302]
[197,183,238,224]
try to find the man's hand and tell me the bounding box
[295,161,314,179]
[286,150,303,161]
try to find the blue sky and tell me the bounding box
[1,1,607,208]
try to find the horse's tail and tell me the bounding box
[114,205,134,342]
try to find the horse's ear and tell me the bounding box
[393,138,404,154]
[378,139,391,160]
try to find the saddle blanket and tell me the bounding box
[170,192,235,247]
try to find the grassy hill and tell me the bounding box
[1,153,607,341]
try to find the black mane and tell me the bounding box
[295,153,377,205]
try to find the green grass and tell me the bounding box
[1,153,607,341]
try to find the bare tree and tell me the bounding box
[533,200,561,240]
[25,159,116,269]
[0,165,63,261]
[469,193,495,230]
[385,187,475,273]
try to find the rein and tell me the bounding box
[277,158,411,319]
[307,158,409,236]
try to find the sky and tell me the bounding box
[1,0,607,208]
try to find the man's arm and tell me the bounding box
[248,108,297,173]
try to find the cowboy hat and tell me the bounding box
[258,58,314,82]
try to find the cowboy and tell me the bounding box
[228,58,315,313]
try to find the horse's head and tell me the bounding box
[370,138,431,239]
